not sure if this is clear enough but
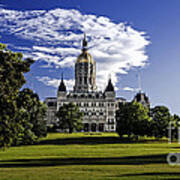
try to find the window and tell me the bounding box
[90,67,93,74]
[84,77,87,84]
[89,77,92,84]
[99,123,104,132]
[79,77,82,84]
[47,102,55,107]
[100,112,104,116]
[92,112,96,116]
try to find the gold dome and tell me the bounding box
[76,51,95,64]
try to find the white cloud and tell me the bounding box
[0,8,150,90]
[123,87,139,92]
[37,76,74,91]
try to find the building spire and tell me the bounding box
[58,72,66,92]
[105,75,115,92]
[82,33,88,51]
[108,73,111,81]
[138,71,142,93]
[61,72,64,81]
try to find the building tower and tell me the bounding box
[74,34,97,92]
[133,92,150,109]
[104,78,116,131]
[133,71,150,109]
[57,73,67,111]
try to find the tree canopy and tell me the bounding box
[15,88,47,145]
[116,102,150,139]
[56,103,83,133]
[0,43,46,148]
[150,106,173,138]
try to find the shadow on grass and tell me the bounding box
[109,172,180,179]
[39,136,167,145]
[0,154,167,168]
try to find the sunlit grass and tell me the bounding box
[0,133,180,180]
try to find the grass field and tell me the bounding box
[0,133,180,180]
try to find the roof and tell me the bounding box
[134,92,150,104]
[105,79,115,92]
[76,33,95,64]
[76,51,95,64]
[58,79,66,92]
[116,97,126,101]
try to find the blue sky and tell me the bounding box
[0,0,180,115]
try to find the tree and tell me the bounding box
[56,103,83,133]
[168,114,180,141]
[15,88,47,145]
[116,102,150,139]
[0,43,34,148]
[150,106,173,138]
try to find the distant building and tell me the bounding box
[44,97,57,126]
[133,91,150,109]
[116,97,126,109]
[44,34,117,132]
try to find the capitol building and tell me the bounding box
[44,34,127,132]
[44,35,150,132]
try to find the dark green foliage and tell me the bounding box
[172,114,180,140]
[150,106,173,138]
[56,103,83,133]
[0,43,46,148]
[15,88,47,145]
[0,44,34,148]
[116,102,150,139]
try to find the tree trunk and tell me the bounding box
[135,135,139,141]
[69,127,73,133]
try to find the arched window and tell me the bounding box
[84,77,87,84]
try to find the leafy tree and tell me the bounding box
[116,102,150,139]
[0,43,34,148]
[150,106,173,138]
[168,114,180,140]
[15,88,47,145]
[56,103,83,133]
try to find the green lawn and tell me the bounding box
[0,133,180,180]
